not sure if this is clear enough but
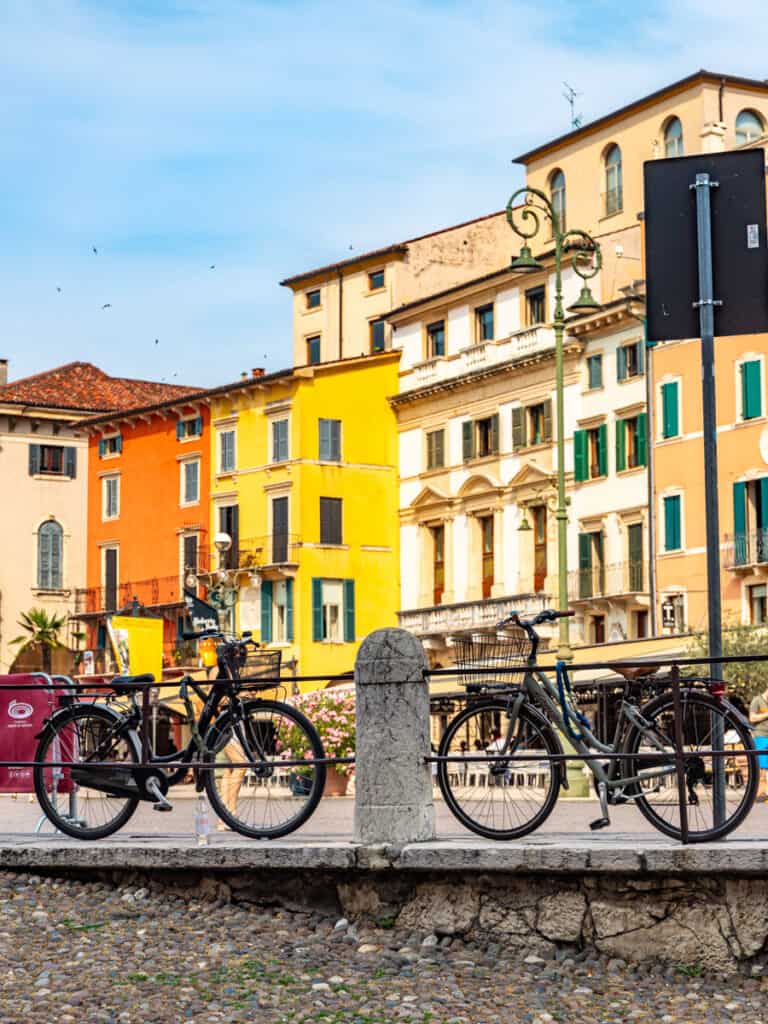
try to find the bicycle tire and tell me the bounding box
[624,689,758,842]
[203,699,326,839]
[437,699,562,840]
[33,703,140,840]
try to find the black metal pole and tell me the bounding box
[692,170,726,827]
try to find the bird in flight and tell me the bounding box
[101,303,112,309]
[56,287,62,293]
[92,246,98,255]
[209,264,216,270]
[154,338,159,345]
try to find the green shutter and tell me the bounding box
[578,533,592,599]
[490,414,499,454]
[260,580,273,643]
[462,421,474,461]
[116,435,123,454]
[598,423,608,477]
[742,360,762,419]
[312,578,323,641]
[636,412,647,467]
[617,346,627,381]
[615,419,626,472]
[28,444,41,475]
[542,400,552,442]
[65,447,77,479]
[664,495,681,552]
[343,579,355,642]
[195,415,203,435]
[574,430,588,482]
[511,408,526,450]
[661,382,679,438]
[98,439,106,458]
[285,578,294,642]
[176,421,184,440]
[733,481,747,565]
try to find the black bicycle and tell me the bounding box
[33,629,326,840]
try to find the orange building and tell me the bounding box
[76,387,210,667]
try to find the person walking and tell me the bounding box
[749,687,768,800]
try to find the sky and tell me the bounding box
[2,0,768,389]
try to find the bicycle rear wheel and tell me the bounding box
[33,703,140,840]
[204,699,326,839]
[437,700,562,840]
[624,690,758,842]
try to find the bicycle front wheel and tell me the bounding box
[204,699,326,839]
[624,690,758,842]
[437,700,562,840]
[33,703,140,840]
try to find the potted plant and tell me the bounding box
[290,688,355,797]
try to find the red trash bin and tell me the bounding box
[0,674,59,793]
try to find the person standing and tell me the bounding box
[749,687,768,800]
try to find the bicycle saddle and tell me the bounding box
[111,673,155,693]
[609,664,657,681]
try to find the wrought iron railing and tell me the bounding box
[724,530,768,568]
[568,561,645,601]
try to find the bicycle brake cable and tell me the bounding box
[556,661,592,743]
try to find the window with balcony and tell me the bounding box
[616,413,647,471]
[311,578,355,642]
[218,505,239,568]
[574,424,607,481]
[219,429,236,473]
[98,434,122,458]
[37,520,63,590]
[587,354,603,390]
[370,319,386,353]
[319,418,341,461]
[272,418,289,462]
[549,169,566,232]
[663,116,683,157]
[28,444,77,478]
[475,304,494,342]
[663,495,682,552]
[307,335,321,365]
[432,525,445,605]
[306,288,321,309]
[479,515,494,599]
[320,496,342,545]
[176,416,202,440]
[578,531,604,598]
[525,285,546,326]
[462,414,499,461]
[739,359,763,421]
[604,144,623,216]
[627,522,644,591]
[660,381,680,438]
[733,478,768,566]
[426,320,445,359]
[180,459,199,505]
[617,340,644,381]
[103,475,120,520]
[736,109,764,146]
[426,428,445,470]
[368,269,385,290]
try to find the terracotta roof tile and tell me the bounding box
[0,361,199,413]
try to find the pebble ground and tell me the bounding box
[0,872,766,1024]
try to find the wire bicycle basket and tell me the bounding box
[451,625,532,687]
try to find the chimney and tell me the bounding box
[0,359,7,386]
[251,367,265,378]
[240,372,248,380]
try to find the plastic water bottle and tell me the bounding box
[194,793,210,847]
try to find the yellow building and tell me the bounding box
[206,353,400,683]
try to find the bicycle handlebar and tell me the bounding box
[499,609,574,629]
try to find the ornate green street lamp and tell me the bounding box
[506,187,602,659]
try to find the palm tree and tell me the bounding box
[11,608,67,674]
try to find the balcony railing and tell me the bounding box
[568,561,645,601]
[724,530,768,569]
[508,324,555,359]
[74,575,189,617]
[398,591,553,637]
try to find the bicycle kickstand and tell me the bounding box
[589,781,611,831]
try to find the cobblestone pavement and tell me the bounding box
[1,872,767,1024]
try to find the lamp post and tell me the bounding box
[506,188,602,659]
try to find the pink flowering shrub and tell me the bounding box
[290,688,356,776]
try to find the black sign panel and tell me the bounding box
[183,589,219,632]
[644,149,768,341]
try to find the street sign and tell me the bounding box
[644,149,768,341]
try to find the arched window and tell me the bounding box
[604,145,623,216]
[549,169,566,232]
[663,117,683,158]
[38,520,63,590]
[736,109,764,145]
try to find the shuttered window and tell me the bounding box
[733,481,747,565]
[741,360,762,420]
[98,435,122,457]
[574,430,588,482]
[320,497,342,545]
[182,460,199,504]
[272,419,289,462]
[426,429,445,470]
[103,476,119,519]
[38,521,63,589]
[312,578,354,642]
[664,495,682,552]
[28,445,77,478]
[272,496,289,562]
[661,382,679,438]
[176,417,203,440]
[587,355,603,390]
[319,419,341,461]
[219,430,236,472]
[528,401,552,444]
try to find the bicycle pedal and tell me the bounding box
[151,800,173,812]
[589,817,610,831]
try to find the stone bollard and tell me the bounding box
[354,628,436,844]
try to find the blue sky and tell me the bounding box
[1,0,766,388]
